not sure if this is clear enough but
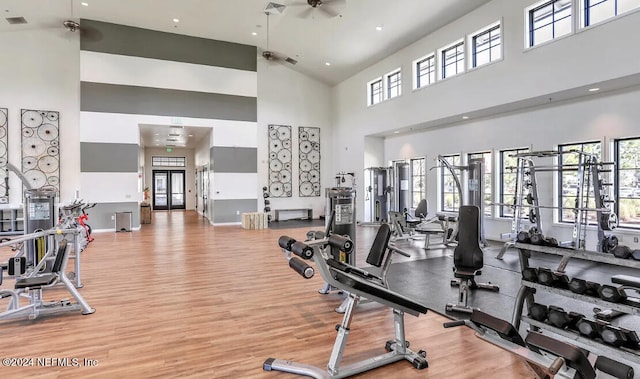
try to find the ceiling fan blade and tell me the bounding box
[322,0,346,6]
[297,7,314,19]
[317,5,339,18]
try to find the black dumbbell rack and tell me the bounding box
[513,242,640,373]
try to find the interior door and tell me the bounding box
[152,170,185,210]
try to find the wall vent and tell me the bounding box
[6,17,27,25]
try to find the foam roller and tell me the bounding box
[595,356,634,379]
[278,236,296,250]
[328,234,354,253]
[288,257,314,279]
[291,241,314,260]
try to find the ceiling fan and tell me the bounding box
[62,0,102,41]
[259,11,298,65]
[288,0,346,19]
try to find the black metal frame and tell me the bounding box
[471,24,501,68]
[416,55,435,88]
[557,141,601,223]
[528,0,573,47]
[441,41,464,79]
[613,136,640,229]
[499,147,530,218]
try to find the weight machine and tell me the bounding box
[363,167,393,224]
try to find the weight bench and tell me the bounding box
[445,309,634,379]
[265,226,429,378]
[0,239,95,321]
[446,206,499,314]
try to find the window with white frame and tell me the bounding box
[614,137,640,228]
[499,147,530,218]
[440,41,465,79]
[582,0,640,27]
[414,54,435,89]
[385,69,402,100]
[152,156,186,167]
[471,22,502,68]
[411,158,426,208]
[468,151,493,216]
[367,77,383,106]
[557,141,601,223]
[527,0,573,47]
[440,154,461,212]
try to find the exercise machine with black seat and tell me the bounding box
[444,309,634,379]
[265,223,429,378]
[446,205,499,314]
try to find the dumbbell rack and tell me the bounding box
[513,242,640,373]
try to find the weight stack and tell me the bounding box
[325,187,356,265]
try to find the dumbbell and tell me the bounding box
[522,267,538,282]
[547,306,583,329]
[568,277,601,297]
[537,268,569,289]
[598,284,627,303]
[600,324,640,348]
[517,230,530,243]
[575,318,603,339]
[632,249,640,260]
[530,232,545,245]
[612,245,632,259]
[544,237,558,247]
[529,302,548,322]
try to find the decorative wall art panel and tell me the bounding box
[298,126,320,197]
[21,109,60,193]
[0,108,7,203]
[268,124,292,198]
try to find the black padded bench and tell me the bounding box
[273,208,313,221]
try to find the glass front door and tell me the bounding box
[153,170,185,210]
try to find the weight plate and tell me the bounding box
[22,156,38,170]
[300,141,312,154]
[24,169,47,188]
[269,159,283,171]
[300,159,312,171]
[277,127,291,140]
[600,213,618,231]
[37,123,59,141]
[300,182,313,196]
[277,149,291,163]
[47,176,59,186]
[279,170,291,183]
[22,138,46,156]
[22,110,44,128]
[38,155,58,173]
[269,140,282,151]
[22,127,35,137]
[46,112,59,121]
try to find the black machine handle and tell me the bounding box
[443,320,466,328]
[594,356,634,379]
[288,257,314,279]
[328,234,353,253]
[291,241,314,260]
[278,236,296,251]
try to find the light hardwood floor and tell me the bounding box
[0,211,532,378]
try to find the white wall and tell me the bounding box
[257,61,332,218]
[0,29,80,205]
[331,0,640,224]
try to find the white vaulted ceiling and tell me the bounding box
[0,0,492,85]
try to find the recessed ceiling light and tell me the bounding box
[325,62,331,66]
[588,87,600,92]
[462,116,469,119]
[173,18,180,23]
[81,2,88,6]
[375,25,383,31]
[188,134,193,137]
[393,130,400,134]
[252,32,257,36]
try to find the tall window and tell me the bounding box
[583,0,640,26]
[386,69,402,100]
[368,77,383,106]
[468,151,493,216]
[441,41,465,79]
[499,147,530,218]
[440,154,461,212]
[558,141,601,222]
[527,0,573,47]
[614,137,640,228]
[411,158,426,208]
[472,23,502,68]
[415,54,435,89]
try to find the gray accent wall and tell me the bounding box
[81,82,257,122]
[211,147,258,173]
[80,19,257,72]
[213,199,257,223]
[90,202,140,230]
[81,143,139,172]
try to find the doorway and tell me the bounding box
[152,170,186,210]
